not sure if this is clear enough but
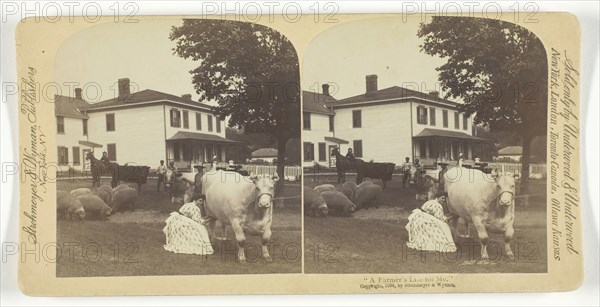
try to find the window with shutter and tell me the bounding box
[353,140,363,158]
[352,110,362,128]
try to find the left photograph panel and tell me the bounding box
[53,19,302,276]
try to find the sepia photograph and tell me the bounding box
[10,6,588,297]
[303,16,548,274]
[52,18,302,276]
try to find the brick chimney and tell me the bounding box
[74,88,82,100]
[429,91,440,98]
[366,74,378,95]
[322,84,330,96]
[118,78,130,97]
[181,94,192,100]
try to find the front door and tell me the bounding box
[328,145,337,168]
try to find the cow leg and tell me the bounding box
[472,217,490,261]
[261,228,272,262]
[230,218,247,263]
[504,224,515,260]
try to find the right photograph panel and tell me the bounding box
[302,16,548,274]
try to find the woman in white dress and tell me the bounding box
[163,195,214,255]
[405,191,457,253]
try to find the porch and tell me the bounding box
[166,131,241,171]
[412,128,491,166]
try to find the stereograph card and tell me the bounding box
[15,11,583,295]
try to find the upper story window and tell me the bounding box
[195,112,202,130]
[182,111,189,129]
[57,116,65,134]
[207,114,213,132]
[429,107,436,126]
[329,115,334,132]
[352,110,362,128]
[454,112,460,129]
[463,114,468,130]
[303,112,311,130]
[82,119,88,135]
[443,110,448,128]
[417,106,428,125]
[106,113,115,131]
[170,109,181,128]
[216,118,222,133]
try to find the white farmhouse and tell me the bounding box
[302,75,490,167]
[301,85,341,167]
[55,78,240,172]
[54,88,97,172]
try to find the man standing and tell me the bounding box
[402,157,412,189]
[156,160,167,192]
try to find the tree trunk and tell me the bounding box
[274,137,288,208]
[519,132,534,206]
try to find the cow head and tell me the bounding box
[165,169,173,188]
[384,163,395,181]
[493,171,518,206]
[408,165,419,185]
[250,172,279,208]
[415,175,439,201]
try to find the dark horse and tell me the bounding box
[331,147,356,183]
[86,151,112,187]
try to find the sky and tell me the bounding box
[301,16,448,100]
[54,17,449,104]
[54,19,206,104]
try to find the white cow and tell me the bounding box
[444,167,518,261]
[203,170,278,262]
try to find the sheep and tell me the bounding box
[112,183,131,194]
[313,184,336,194]
[70,188,91,198]
[337,185,355,203]
[98,184,113,202]
[57,190,85,220]
[319,191,356,217]
[77,194,112,220]
[303,187,328,217]
[342,181,358,192]
[91,189,111,204]
[357,180,375,190]
[355,183,383,210]
[109,187,138,213]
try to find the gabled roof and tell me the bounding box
[251,148,278,158]
[302,90,335,115]
[498,146,523,155]
[413,128,485,141]
[331,86,459,108]
[54,95,89,119]
[84,89,214,112]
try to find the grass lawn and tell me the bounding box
[304,174,548,274]
[56,178,301,277]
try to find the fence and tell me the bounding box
[486,162,547,178]
[238,164,302,179]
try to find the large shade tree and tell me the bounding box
[418,17,548,203]
[171,20,300,206]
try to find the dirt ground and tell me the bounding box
[56,178,301,277]
[303,174,548,274]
